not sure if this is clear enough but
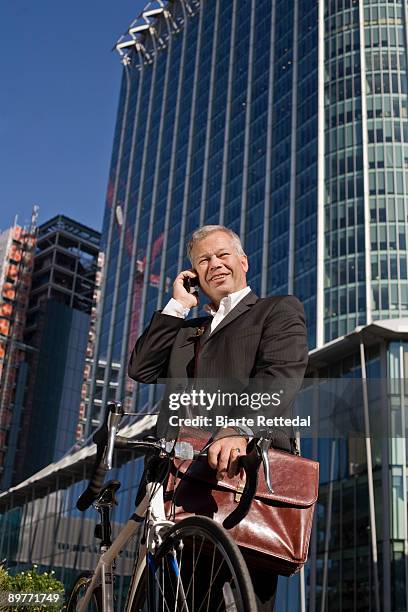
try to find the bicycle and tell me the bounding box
[66,402,258,612]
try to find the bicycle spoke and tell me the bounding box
[132,517,257,612]
[162,566,165,612]
[205,544,216,612]
[216,581,238,612]
[156,547,189,612]
[183,535,206,603]
[162,554,176,612]
[192,535,195,608]
[172,546,190,612]
[196,557,227,612]
[173,548,180,612]
[148,556,171,612]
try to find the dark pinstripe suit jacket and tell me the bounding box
[128,291,308,447]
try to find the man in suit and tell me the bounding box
[128,225,308,609]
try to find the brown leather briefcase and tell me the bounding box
[164,428,319,576]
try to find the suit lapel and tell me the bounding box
[199,320,212,345]
[178,317,212,346]
[201,291,258,346]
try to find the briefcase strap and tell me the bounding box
[223,444,262,529]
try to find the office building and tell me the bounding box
[87,0,407,427]
[2,216,100,488]
[81,0,408,608]
[76,250,105,442]
[0,324,406,610]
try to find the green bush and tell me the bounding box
[0,565,64,611]
[0,565,10,592]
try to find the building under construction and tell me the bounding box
[0,209,39,483]
[0,214,100,490]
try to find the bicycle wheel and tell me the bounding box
[66,573,102,612]
[131,515,257,612]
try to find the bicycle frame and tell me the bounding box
[71,404,262,612]
[77,481,172,612]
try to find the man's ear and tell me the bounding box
[241,255,249,273]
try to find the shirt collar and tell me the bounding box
[204,286,251,317]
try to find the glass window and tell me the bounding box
[371,225,378,249]
[397,198,405,221]
[400,257,407,279]
[401,285,408,308]
[389,225,397,250]
[399,228,406,250]
[381,285,389,309]
[380,255,387,278]
[390,255,398,279]
[390,284,398,308]
[379,226,387,249]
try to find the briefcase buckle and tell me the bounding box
[234,482,245,503]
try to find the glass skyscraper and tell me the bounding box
[324,0,408,343]
[86,0,320,430]
[86,0,408,425]
[79,0,408,609]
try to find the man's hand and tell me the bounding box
[173,269,199,309]
[208,427,248,480]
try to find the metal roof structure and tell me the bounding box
[0,414,156,511]
[308,318,408,369]
[38,215,100,247]
[115,0,200,65]
[1,318,408,511]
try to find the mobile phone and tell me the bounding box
[183,275,200,293]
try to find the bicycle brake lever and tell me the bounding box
[258,438,274,493]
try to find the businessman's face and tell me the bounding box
[191,231,248,307]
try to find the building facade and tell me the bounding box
[0,417,152,609]
[0,324,407,610]
[296,321,408,612]
[86,0,408,434]
[89,0,319,431]
[324,0,408,344]
[2,216,100,489]
[81,1,408,607]
[0,213,38,486]
[76,250,105,442]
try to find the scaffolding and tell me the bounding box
[0,207,39,474]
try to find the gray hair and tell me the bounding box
[187,225,246,263]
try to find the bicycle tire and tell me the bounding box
[130,515,257,612]
[66,573,102,612]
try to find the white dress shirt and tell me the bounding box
[162,285,254,437]
[162,286,252,333]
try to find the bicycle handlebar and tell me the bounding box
[76,401,112,512]
[76,402,197,512]
[76,400,273,511]
[76,446,109,511]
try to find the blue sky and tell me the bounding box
[1,0,146,233]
